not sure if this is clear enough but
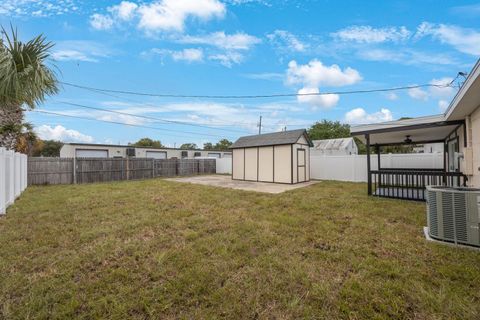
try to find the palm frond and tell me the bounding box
[0,25,59,109]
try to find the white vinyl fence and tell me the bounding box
[310,153,443,182]
[216,157,232,174]
[215,153,444,183]
[1,148,28,215]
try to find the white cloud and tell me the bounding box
[407,78,455,107]
[408,86,429,101]
[385,92,398,101]
[332,25,411,43]
[90,13,114,30]
[0,0,79,17]
[286,59,362,87]
[286,59,361,109]
[179,31,261,50]
[137,0,225,32]
[51,41,111,63]
[91,0,226,33]
[357,48,456,66]
[297,87,339,109]
[52,50,98,62]
[267,30,308,52]
[108,1,138,20]
[438,100,450,112]
[171,48,204,62]
[429,77,455,98]
[243,72,284,81]
[35,125,94,143]
[344,108,393,124]
[208,51,243,67]
[176,32,260,67]
[415,22,480,56]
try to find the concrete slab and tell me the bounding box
[165,175,318,194]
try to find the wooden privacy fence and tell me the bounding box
[28,158,216,185]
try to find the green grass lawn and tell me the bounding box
[1,178,480,319]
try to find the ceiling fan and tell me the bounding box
[404,135,413,144]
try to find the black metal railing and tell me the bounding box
[370,169,467,201]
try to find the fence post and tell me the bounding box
[152,158,155,178]
[73,157,77,184]
[0,148,5,215]
[126,157,130,180]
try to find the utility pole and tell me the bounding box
[258,116,262,135]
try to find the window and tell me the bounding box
[146,151,167,159]
[194,152,201,157]
[181,151,188,158]
[208,153,221,158]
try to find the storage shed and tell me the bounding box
[230,129,313,184]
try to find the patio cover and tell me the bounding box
[351,115,464,146]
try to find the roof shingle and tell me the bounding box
[230,129,313,149]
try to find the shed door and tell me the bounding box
[297,149,306,182]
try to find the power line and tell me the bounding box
[50,100,250,134]
[60,81,454,99]
[31,110,235,139]
[61,84,255,128]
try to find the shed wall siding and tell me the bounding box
[258,146,274,182]
[232,149,245,180]
[273,145,292,183]
[244,148,258,181]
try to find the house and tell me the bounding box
[230,129,313,184]
[351,58,480,200]
[60,143,231,159]
[310,137,358,156]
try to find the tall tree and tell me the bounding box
[130,138,164,148]
[15,123,41,156]
[180,143,198,149]
[214,139,232,150]
[203,142,214,150]
[33,139,63,157]
[0,26,59,150]
[307,120,351,140]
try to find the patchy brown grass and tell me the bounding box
[1,178,480,319]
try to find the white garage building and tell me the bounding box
[230,129,313,184]
[60,143,231,159]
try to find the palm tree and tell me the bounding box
[0,26,58,150]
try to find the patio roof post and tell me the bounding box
[366,134,372,195]
[443,141,447,185]
[376,145,381,170]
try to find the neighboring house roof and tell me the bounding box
[312,137,356,151]
[230,129,313,149]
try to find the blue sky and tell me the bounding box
[2,0,480,147]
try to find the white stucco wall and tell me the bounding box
[469,106,480,187]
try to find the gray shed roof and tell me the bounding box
[230,129,313,149]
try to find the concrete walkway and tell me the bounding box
[166,175,318,194]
